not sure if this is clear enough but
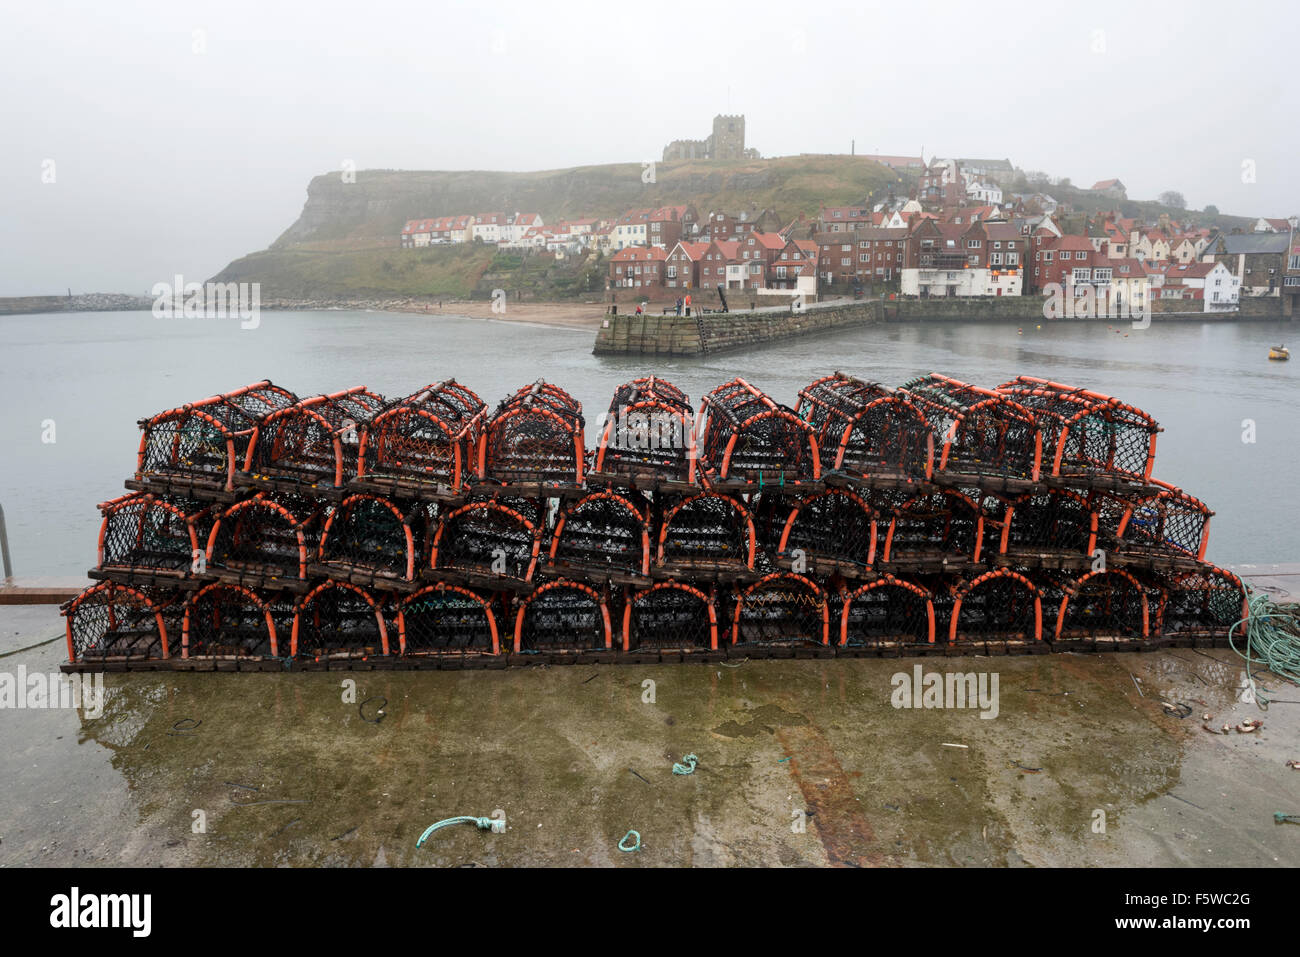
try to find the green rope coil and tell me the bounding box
[1229,592,1300,708]
[416,815,500,847]
[672,753,698,775]
[618,829,641,852]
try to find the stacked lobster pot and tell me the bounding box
[61,369,1248,672]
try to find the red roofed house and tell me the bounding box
[664,241,709,290]
[698,240,741,289]
[401,218,437,248]
[608,245,668,291]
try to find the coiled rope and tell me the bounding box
[672,753,698,775]
[1229,592,1300,708]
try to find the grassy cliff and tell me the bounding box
[211,155,907,299]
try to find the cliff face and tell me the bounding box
[215,155,905,298]
[269,156,898,247]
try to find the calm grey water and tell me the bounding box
[1,310,1296,577]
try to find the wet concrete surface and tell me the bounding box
[1,606,1297,868]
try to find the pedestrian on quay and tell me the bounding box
[675,297,682,315]
[684,292,692,316]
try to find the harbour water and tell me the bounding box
[1,309,1296,577]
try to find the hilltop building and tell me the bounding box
[663,115,760,162]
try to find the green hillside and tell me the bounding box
[211,155,907,299]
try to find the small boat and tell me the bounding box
[1269,345,1290,361]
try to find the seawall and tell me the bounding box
[592,299,884,356]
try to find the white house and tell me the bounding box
[966,181,1004,205]
[471,212,507,243]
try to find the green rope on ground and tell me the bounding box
[672,753,698,775]
[416,815,500,847]
[1274,813,1300,825]
[618,829,641,852]
[1229,592,1300,708]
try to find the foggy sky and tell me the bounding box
[2,0,1296,297]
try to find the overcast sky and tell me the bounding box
[2,0,1296,296]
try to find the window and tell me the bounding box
[1044,251,1054,262]
[1007,252,1018,265]
[841,244,851,252]
[993,241,1002,249]
[859,254,869,263]
[969,255,980,266]
[990,253,1003,265]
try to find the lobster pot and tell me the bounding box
[357,380,485,494]
[882,489,984,567]
[594,377,698,485]
[432,501,539,583]
[63,581,173,662]
[206,495,317,585]
[515,581,611,652]
[997,376,1160,481]
[840,576,935,646]
[399,585,500,655]
[135,380,298,494]
[244,388,385,491]
[317,494,421,586]
[182,584,280,657]
[733,573,829,647]
[899,374,1042,482]
[1054,569,1153,641]
[1098,481,1212,563]
[624,583,717,651]
[949,570,1042,642]
[293,582,390,658]
[658,493,756,574]
[1159,566,1248,638]
[700,378,819,484]
[549,492,650,579]
[483,381,584,485]
[95,493,209,579]
[998,489,1098,563]
[777,489,878,574]
[797,373,934,480]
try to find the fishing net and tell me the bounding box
[136,381,298,490]
[294,582,390,657]
[515,581,610,652]
[207,494,317,583]
[997,376,1160,481]
[399,585,500,654]
[797,373,934,479]
[840,576,934,645]
[700,378,819,482]
[182,584,279,657]
[900,374,1041,481]
[950,570,1041,642]
[549,492,650,577]
[733,573,829,646]
[359,380,485,492]
[658,493,755,572]
[245,388,385,489]
[432,500,539,582]
[63,581,174,660]
[625,583,716,650]
[483,381,584,484]
[96,493,209,576]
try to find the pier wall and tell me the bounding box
[592,299,884,356]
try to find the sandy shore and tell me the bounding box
[386,299,607,328]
